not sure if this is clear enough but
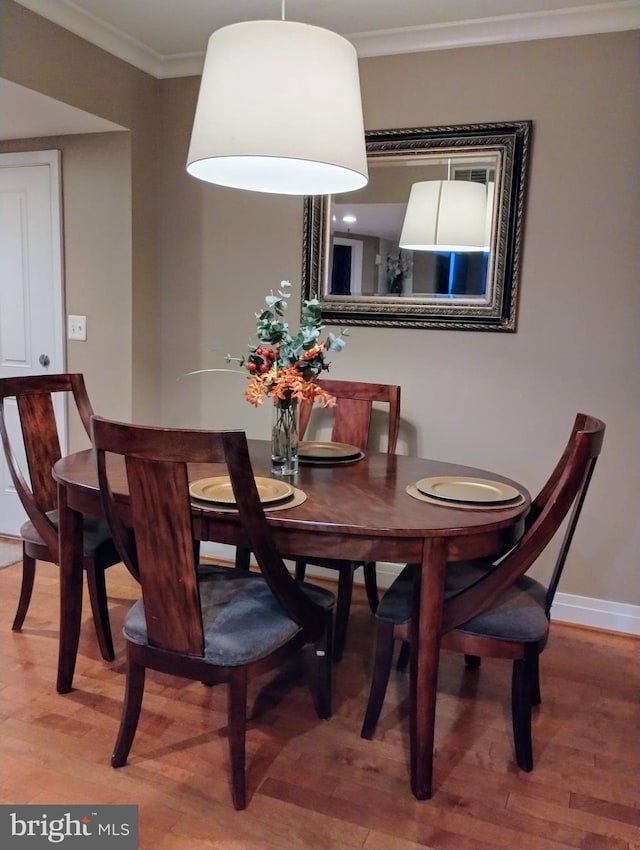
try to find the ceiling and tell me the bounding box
[12,0,640,77]
[3,0,639,141]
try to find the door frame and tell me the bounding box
[0,149,66,535]
[1,149,65,377]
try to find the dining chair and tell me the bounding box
[360,413,605,772]
[0,374,120,661]
[294,378,401,662]
[91,416,334,810]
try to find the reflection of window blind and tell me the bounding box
[453,167,495,184]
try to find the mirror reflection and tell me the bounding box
[329,153,497,303]
[302,122,531,331]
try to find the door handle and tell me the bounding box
[39,354,50,369]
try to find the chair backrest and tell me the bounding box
[441,413,605,633]
[0,373,94,553]
[91,416,327,657]
[299,379,401,454]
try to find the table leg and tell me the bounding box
[56,482,83,693]
[409,536,447,799]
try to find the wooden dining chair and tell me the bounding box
[294,379,401,662]
[0,374,120,661]
[361,413,605,772]
[91,416,334,810]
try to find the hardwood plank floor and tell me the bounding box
[0,546,638,850]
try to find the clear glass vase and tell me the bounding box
[271,396,299,476]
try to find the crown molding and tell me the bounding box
[13,1,640,79]
[351,2,640,59]
[13,0,167,77]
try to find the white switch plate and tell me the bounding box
[67,314,87,341]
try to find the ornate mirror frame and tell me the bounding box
[302,121,531,331]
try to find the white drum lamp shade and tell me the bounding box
[186,20,369,196]
[399,180,488,252]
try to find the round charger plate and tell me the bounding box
[415,476,521,504]
[299,450,365,466]
[406,484,526,510]
[192,486,307,513]
[298,441,362,460]
[189,476,293,506]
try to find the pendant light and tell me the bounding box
[399,160,489,252]
[186,2,368,196]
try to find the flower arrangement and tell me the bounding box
[386,251,410,294]
[225,280,348,409]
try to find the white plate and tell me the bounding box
[189,476,293,506]
[415,476,521,504]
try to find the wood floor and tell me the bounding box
[1,543,638,850]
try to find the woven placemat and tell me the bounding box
[406,483,526,511]
[191,486,307,513]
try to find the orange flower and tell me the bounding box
[244,363,338,409]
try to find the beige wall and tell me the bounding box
[0,0,161,423]
[0,132,133,450]
[1,0,638,608]
[157,33,640,607]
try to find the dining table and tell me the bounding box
[52,438,530,800]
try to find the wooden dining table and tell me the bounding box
[52,439,530,800]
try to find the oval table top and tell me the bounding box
[53,439,531,563]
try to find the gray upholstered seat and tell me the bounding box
[20,509,116,558]
[124,564,334,666]
[377,562,549,643]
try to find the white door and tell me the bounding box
[0,150,65,536]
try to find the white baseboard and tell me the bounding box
[549,593,640,636]
[200,544,640,637]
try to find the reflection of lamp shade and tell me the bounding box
[186,21,368,196]
[484,181,495,250]
[399,180,487,251]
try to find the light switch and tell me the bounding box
[68,315,87,341]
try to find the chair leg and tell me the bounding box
[464,654,482,669]
[362,561,379,614]
[333,563,356,662]
[234,547,251,571]
[228,669,248,811]
[531,652,541,706]
[112,653,145,768]
[12,551,36,631]
[511,651,536,772]
[361,620,396,739]
[312,610,334,720]
[294,558,307,581]
[396,639,411,672]
[85,563,115,661]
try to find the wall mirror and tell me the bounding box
[302,121,531,331]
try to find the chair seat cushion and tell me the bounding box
[374,563,416,624]
[376,561,549,643]
[124,564,334,666]
[452,574,548,643]
[20,510,118,560]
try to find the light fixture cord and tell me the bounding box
[281,0,286,21]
